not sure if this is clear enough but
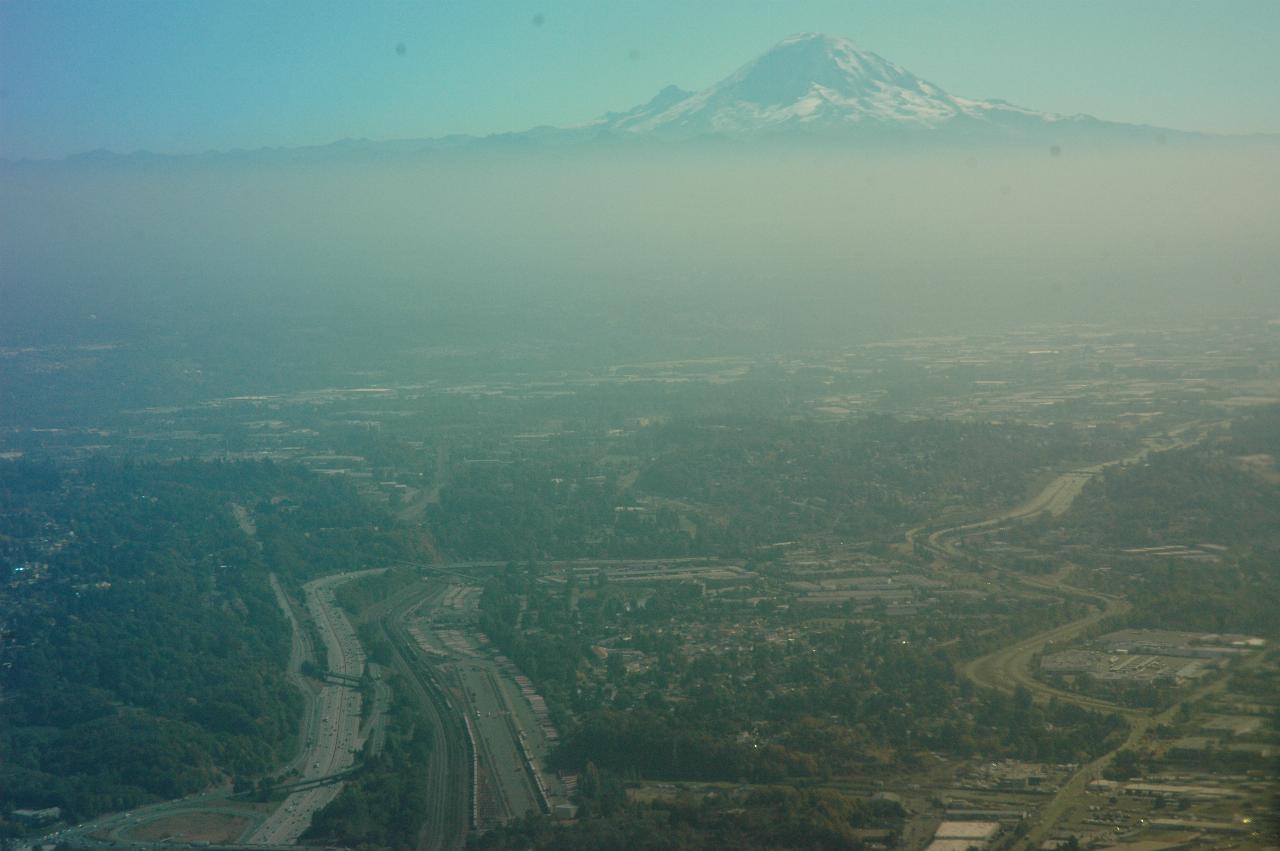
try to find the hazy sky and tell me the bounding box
[2,0,1279,159]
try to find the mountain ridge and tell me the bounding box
[9,32,1271,164]
[581,33,1183,143]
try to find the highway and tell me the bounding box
[961,573,1136,716]
[65,570,392,849]
[920,428,1208,716]
[912,425,1237,850]
[268,574,319,778]
[1016,650,1267,850]
[29,570,381,851]
[245,569,381,845]
[904,424,1207,558]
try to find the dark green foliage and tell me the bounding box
[476,570,1126,788]
[633,416,1101,545]
[551,665,1126,782]
[1119,552,1280,638]
[429,415,1116,560]
[1060,414,1280,549]
[1043,409,1280,637]
[2,714,219,819]
[0,457,423,821]
[471,784,884,851]
[1103,748,1143,780]
[333,565,422,614]
[1225,405,1280,456]
[302,699,433,851]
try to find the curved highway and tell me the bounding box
[913,425,1225,849]
[246,570,380,845]
[961,578,1135,715]
[905,425,1205,558]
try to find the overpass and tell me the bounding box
[320,670,363,687]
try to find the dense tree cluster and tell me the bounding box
[1060,449,1280,548]
[1058,407,1280,549]
[0,458,425,823]
[303,692,434,851]
[471,783,896,851]
[476,568,1127,792]
[430,415,1119,560]
[1038,407,1280,637]
[633,416,1109,544]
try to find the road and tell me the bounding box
[268,574,321,778]
[31,570,378,851]
[1018,649,1266,851]
[27,788,258,850]
[922,464,1108,558]
[924,428,1207,718]
[961,572,1136,716]
[245,569,381,845]
[913,425,1237,849]
[30,556,464,850]
[905,425,1205,557]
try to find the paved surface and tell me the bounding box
[458,663,544,823]
[28,569,377,851]
[399,579,567,831]
[268,574,320,778]
[962,573,1136,715]
[904,426,1204,556]
[1017,650,1265,851]
[245,570,380,845]
[916,425,1237,850]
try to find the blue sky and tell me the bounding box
[2,0,1278,159]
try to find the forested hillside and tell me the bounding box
[429,416,1124,559]
[0,458,425,822]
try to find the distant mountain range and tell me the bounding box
[23,32,1273,165]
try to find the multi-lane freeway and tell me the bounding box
[28,571,382,851]
[912,425,1240,850]
[245,570,380,845]
[905,424,1207,558]
[961,572,1136,715]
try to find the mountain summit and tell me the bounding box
[587,32,1162,143]
[26,32,1201,165]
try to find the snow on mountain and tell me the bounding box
[591,32,1149,142]
[17,32,1215,165]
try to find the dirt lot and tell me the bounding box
[124,810,251,844]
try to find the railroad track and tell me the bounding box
[371,583,472,851]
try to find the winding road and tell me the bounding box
[905,425,1205,559]
[914,425,1226,849]
[961,574,1135,715]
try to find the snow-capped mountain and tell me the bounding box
[584,32,1166,142]
[15,31,1226,166]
